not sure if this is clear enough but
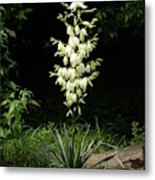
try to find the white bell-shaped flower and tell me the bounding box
[76,88,82,97]
[63,56,68,66]
[78,52,84,62]
[73,36,79,47]
[85,64,91,73]
[56,76,66,87]
[71,93,77,103]
[68,36,74,47]
[75,25,80,35]
[69,2,87,11]
[75,79,80,88]
[80,77,87,92]
[78,44,86,61]
[66,92,73,107]
[58,68,62,76]
[66,81,75,91]
[65,45,72,57]
[82,43,89,58]
[68,68,76,81]
[76,63,85,77]
[67,25,73,36]
[82,21,90,27]
[70,52,77,65]
[87,40,93,52]
[80,31,85,42]
[66,90,71,100]
[58,42,65,52]
[69,36,79,48]
[81,28,88,36]
[61,67,67,77]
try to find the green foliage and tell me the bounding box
[16,7,32,20]
[50,124,102,168]
[130,121,145,146]
[0,123,55,167]
[0,4,39,153]
[86,116,128,151]
[0,4,38,132]
[49,2,102,117]
[0,6,17,80]
[0,4,32,29]
[1,119,143,167]
[1,122,102,168]
[122,1,144,26]
[95,1,144,44]
[1,82,39,139]
[0,5,33,79]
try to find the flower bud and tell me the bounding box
[71,93,77,103]
[56,76,66,87]
[66,81,75,91]
[76,88,82,97]
[58,68,62,76]
[75,25,80,35]
[85,64,91,73]
[65,45,72,57]
[76,63,85,77]
[80,77,87,92]
[83,21,90,26]
[81,28,87,36]
[58,42,65,52]
[70,52,77,65]
[67,25,73,35]
[63,56,68,66]
[69,36,79,48]
[69,2,87,11]
[61,67,67,77]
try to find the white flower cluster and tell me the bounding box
[69,2,87,11]
[50,2,102,117]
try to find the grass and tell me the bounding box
[0,123,55,167]
[0,119,144,167]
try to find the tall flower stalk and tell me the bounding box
[49,2,102,118]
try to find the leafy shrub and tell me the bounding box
[130,121,144,146]
[0,123,55,167]
[1,82,39,139]
[0,5,39,139]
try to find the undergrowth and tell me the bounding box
[0,119,144,167]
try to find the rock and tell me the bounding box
[83,150,118,169]
[83,145,144,169]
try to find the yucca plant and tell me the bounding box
[50,124,102,168]
[49,2,103,117]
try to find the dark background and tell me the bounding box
[8,2,144,138]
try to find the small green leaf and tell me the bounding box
[1,100,8,106]
[9,30,16,38]
[125,15,129,23]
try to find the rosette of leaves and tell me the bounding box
[50,124,102,168]
[49,2,102,117]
